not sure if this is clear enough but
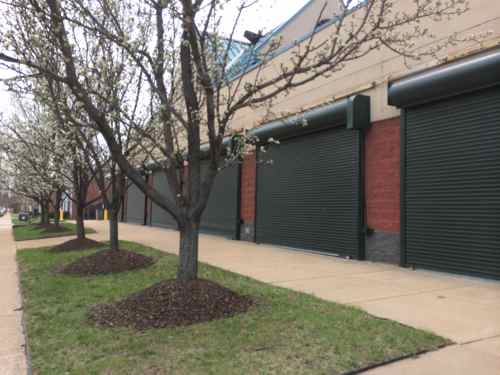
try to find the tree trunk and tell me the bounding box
[177,220,200,281]
[109,208,119,251]
[75,204,86,240]
[53,210,60,227]
[53,190,62,228]
[40,202,49,225]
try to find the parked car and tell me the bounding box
[18,212,30,222]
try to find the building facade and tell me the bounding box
[125,0,500,280]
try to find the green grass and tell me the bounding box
[12,221,96,241]
[17,242,449,375]
[11,216,40,226]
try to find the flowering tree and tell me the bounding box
[0,100,65,224]
[75,125,151,252]
[0,94,100,237]
[34,33,151,250]
[0,0,470,280]
[70,107,149,252]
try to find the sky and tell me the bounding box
[221,0,311,40]
[0,0,312,116]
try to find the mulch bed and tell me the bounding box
[36,224,68,233]
[51,238,103,253]
[57,249,155,276]
[89,279,254,330]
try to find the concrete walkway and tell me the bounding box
[0,213,28,375]
[17,220,500,374]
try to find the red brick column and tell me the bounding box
[364,117,401,263]
[240,152,256,240]
[365,117,401,232]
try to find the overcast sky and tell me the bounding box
[0,0,311,116]
[222,0,311,40]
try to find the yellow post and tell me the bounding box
[59,209,64,221]
[104,209,109,221]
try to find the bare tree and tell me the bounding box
[0,0,469,280]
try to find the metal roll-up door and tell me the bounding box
[200,162,239,238]
[404,86,500,279]
[256,127,364,258]
[126,182,146,224]
[150,171,177,229]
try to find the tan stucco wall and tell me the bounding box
[272,0,345,48]
[230,0,500,131]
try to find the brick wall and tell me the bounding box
[70,180,103,219]
[146,173,154,225]
[240,152,256,222]
[48,191,58,214]
[365,117,400,233]
[86,181,102,203]
[122,185,128,222]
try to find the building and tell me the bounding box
[125,0,500,280]
[66,181,105,220]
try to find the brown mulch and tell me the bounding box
[89,279,254,330]
[36,224,68,233]
[51,238,103,253]
[57,249,155,276]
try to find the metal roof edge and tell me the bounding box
[227,1,366,83]
[248,94,371,142]
[388,48,500,108]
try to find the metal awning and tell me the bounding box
[388,49,500,108]
[248,95,370,143]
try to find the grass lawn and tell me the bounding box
[11,216,40,226]
[17,242,449,375]
[12,221,96,241]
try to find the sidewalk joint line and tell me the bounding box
[461,333,500,346]
[347,285,470,305]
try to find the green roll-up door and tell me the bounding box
[200,162,239,238]
[126,183,146,224]
[150,171,177,229]
[256,127,364,258]
[403,86,500,279]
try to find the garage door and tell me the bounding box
[200,162,240,238]
[256,127,364,258]
[389,50,500,279]
[150,171,177,229]
[148,164,239,236]
[403,86,500,279]
[126,182,146,224]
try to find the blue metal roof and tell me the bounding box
[224,0,320,81]
[224,0,364,82]
[220,38,250,63]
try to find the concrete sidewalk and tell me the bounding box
[0,213,28,375]
[18,220,500,374]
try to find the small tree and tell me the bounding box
[36,39,149,251]
[76,127,148,251]
[0,0,470,280]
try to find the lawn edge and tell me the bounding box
[341,342,451,375]
[13,228,97,242]
[17,240,451,375]
[18,240,453,339]
[16,240,452,341]
[15,232,76,242]
[15,257,34,375]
